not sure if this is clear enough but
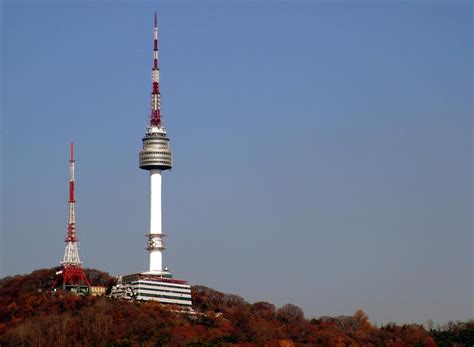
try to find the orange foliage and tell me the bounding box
[0,268,471,346]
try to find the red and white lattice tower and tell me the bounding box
[53,143,90,290]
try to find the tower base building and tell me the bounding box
[111,273,192,307]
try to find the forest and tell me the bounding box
[0,268,472,346]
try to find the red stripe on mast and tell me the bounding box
[150,12,161,127]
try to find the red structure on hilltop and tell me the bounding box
[52,143,90,293]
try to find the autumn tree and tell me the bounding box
[276,304,304,324]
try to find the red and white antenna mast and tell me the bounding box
[66,142,78,245]
[150,12,161,127]
[53,142,90,291]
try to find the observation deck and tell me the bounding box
[139,126,172,171]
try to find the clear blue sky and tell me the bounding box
[1,1,472,324]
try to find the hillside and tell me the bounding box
[0,268,472,346]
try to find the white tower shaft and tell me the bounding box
[149,169,163,272]
[150,170,162,233]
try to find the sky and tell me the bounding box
[1,1,472,325]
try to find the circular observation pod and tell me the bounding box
[139,133,173,170]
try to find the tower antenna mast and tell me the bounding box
[52,142,90,292]
[150,11,161,127]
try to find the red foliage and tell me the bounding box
[0,268,470,346]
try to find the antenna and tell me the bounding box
[52,142,90,291]
[150,12,161,127]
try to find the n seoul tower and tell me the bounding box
[139,13,173,274]
[111,13,192,307]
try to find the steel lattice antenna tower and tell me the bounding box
[53,143,90,290]
[139,13,173,274]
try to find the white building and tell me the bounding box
[111,273,192,307]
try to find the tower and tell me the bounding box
[111,13,192,307]
[139,12,172,275]
[53,142,90,293]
